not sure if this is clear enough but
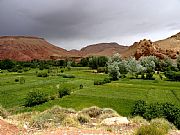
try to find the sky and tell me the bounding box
[0,0,180,50]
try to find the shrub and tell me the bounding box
[24,91,48,107]
[135,124,167,135]
[62,116,79,127]
[132,101,180,129]
[150,118,175,133]
[30,106,76,129]
[15,78,19,82]
[103,78,111,83]
[97,67,107,73]
[164,71,180,81]
[77,113,90,124]
[94,80,104,85]
[0,105,8,118]
[59,74,75,78]
[19,77,25,84]
[37,71,48,77]
[79,84,83,89]
[81,106,102,118]
[58,87,71,98]
[99,108,120,120]
[94,78,111,85]
[130,116,148,125]
[132,100,147,117]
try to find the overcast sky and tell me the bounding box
[0,0,180,50]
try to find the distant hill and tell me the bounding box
[1,33,180,61]
[0,36,69,61]
[80,42,128,57]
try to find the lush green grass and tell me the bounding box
[0,68,180,116]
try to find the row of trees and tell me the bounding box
[0,56,109,71]
[107,54,180,80]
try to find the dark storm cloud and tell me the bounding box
[0,0,180,49]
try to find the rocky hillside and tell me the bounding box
[0,37,128,61]
[0,36,69,61]
[80,42,128,57]
[122,32,180,59]
[1,32,180,61]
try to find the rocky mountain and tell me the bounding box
[122,32,180,59]
[0,37,128,61]
[1,32,180,61]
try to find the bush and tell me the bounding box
[19,77,25,84]
[150,118,175,133]
[135,124,167,135]
[130,116,148,125]
[164,71,180,81]
[37,71,48,77]
[94,80,104,85]
[0,105,8,118]
[99,108,120,120]
[24,91,48,107]
[103,78,111,83]
[77,113,90,124]
[132,100,147,117]
[132,100,180,129]
[58,87,71,98]
[15,78,19,82]
[59,74,75,78]
[81,106,102,118]
[79,84,83,89]
[29,106,78,129]
[62,116,79,127]
[97,67,107,73]
[94,78,111,85]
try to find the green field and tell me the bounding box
[1,68,180,116]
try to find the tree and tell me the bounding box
[108,61,120,80]
[140,56,156,79]
[0,59,15,70]
[177,55,180,71]
[89,56,108,69]
[126,57,144,78]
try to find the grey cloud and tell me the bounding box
[0,0,180,49]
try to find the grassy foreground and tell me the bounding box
[0,68,180,116]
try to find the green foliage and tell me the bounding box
[37,71,48,77]
[132,100,147,116]
[108,61,120,80]
[79,57,89,67]
[132,100,180,129]
[89,56,108,69]
[24,91,48,107]
[0,59,15,70]
[67,61,72,70]
[164,71,180,81]
[97,67,107,73]
[94,78,111,85]
[58,87,71,98]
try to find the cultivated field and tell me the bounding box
[0,68,180,116]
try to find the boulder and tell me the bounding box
[101,117,129,126]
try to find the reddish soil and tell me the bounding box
[0,119,25,135]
